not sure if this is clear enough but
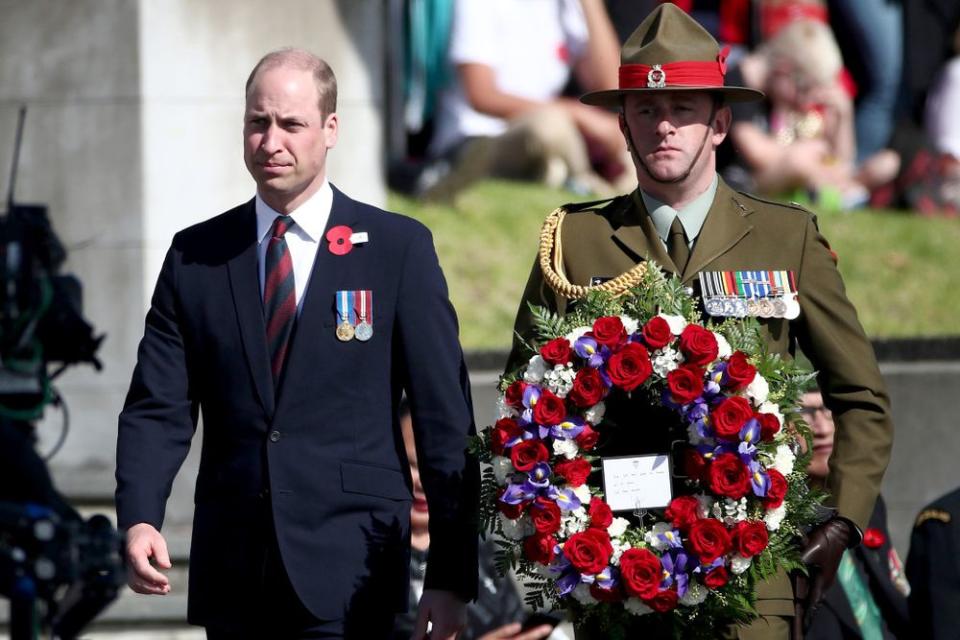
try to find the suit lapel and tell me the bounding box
[611,192,677,276]
[225,199,274,417]
[683,181,754,283]
[275,185,356,406]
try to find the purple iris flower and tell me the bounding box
[528,462,552,489]
[555,570,581,596]
[501,481,537,505]
[575,337,609,368]
[547,486,582,512]
[661,550,690,597]
[657,528,684,550]
[749,460,770,497]
[551,416,586,440]
[739,418,761,446]
[693,556,725,574]
[595,565,618,590]
[520,386,541,426]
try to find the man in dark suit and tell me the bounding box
[115,48,478,638]
[906,486,960,639]
[506,5,893,638]
[801,390,910,640]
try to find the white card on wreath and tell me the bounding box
[601,454,673,512]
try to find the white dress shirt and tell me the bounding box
[255,181,333,312]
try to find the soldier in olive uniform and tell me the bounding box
[906,487,960,640]
[505,5,893,639]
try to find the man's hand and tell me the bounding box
[125,522,172,595]
[413,589,467,640]
[478,621,555,640]
[796,518,852,629]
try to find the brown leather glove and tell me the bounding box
[792,518,853,635]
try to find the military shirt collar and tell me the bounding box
[639,174,719,247]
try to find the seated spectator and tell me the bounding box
[800,388,911,640]
[719,19,899,209]
[922,24,960,216]
[421,0,632,200]
[906,486,960,640]
[393,401,564,640]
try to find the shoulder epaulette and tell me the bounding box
[915,509,951,527]
[562,195,623,214]
[735,191,814,215]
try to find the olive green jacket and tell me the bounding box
[507,179,893,615]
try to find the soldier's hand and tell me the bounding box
[125,522,172,595]
[798,518,852,628]
[413,588,467,640]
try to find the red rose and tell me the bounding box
[497,489,528,519]
[540,337,573,367]
[576,423,600,451]
[532,389,566,426]
[606,343,652,392]
[667,365,705,405]
[524,533,557,565]
[490,418,521,455]
[563,529,613,575]
[592,316,626,348]
[724,351,757,391]
[683,449,708,482]
[764,469,788,509]
[554,458,592,487]
[665,495,701,531]
[511,440,549,472]
[756,412,781,441]
[711,396,754,440]
[703,566,729,589]
[588,499,614,529]
[863,528,885,549]
[504,381,527,409]
[642,316,673,349]
[531,497,562,534]
[679,324,719,366]
[589,583,624,602]
[732,520,769,557]
[646,588,679,612]
[619,548,662,599]
[569,368,606,408]
[687,518,732,563]
[709,453,752,500]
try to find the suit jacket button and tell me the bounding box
[269,430,281,442]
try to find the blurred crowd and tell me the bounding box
[391,0,960,216]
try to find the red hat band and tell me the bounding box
[619,47,729,91]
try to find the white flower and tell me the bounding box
[715,333,732,359]
[572,484,593,505]
[624,597,654,616]
[496,395,518,419]
[730,554,753,575]
[524,355,549,383]
[746,374,769,405]
[619,314,639,335]
[765,503,787,531]
[492,456,514,485]
[687,421,705,446]
[561,513,589,537]
[544,363,576,398]
[644,522,673,551]
[552,438,579,459]
[771,444,796,475]
[717,498,749,525]
[608,517,630,538]
[652,346,682,377]
[499,513,532,540]
[565,326,592,343]
[610,538,632,566]
[572,583,597,605]
[659,313,687,335]
[585,402,606,424]
[680,581,708,606]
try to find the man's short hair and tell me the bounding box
[245,48,337,117]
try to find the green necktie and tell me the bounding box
[836,550,885,640]
[668,216,690,273]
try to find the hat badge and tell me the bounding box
[647,64,666,88]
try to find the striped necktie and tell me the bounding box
[264,215,297,388]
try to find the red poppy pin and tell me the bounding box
[863,527,885,549]
[326,225,353,256]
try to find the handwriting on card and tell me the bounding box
[601,454,673,512]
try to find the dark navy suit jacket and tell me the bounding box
[115,186,478,627]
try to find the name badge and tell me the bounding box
[601,454,673,512]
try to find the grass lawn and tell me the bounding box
[389,180,960,351]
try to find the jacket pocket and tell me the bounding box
[340,460,412,501]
